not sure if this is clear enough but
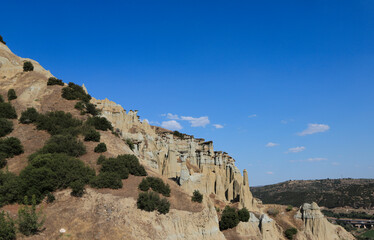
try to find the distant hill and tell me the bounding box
[251,178,374,209]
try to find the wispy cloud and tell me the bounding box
[161,120,182,130]
[213,124,224,129]
[166,113,179,120]
[298,123,330,136]
[287,146,306,153]
[248,114,257,118]
[266,142,279,147]
[266,171,274,175]
[290,157,327,163]
[180,116,210,127]
[281,119,294,124]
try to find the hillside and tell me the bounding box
[251,178,374,209]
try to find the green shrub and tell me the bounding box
[267,207,279,217]
[94,143,107,153]
[91,172,122,189]
[70,180,85,197]
[173,131,184,139]
[19,107,39,124]
[23,61,34,72]
[100,157,129,179]
[47,77,64,86]
[7,89,17,101]
[86,116,113,131]
[37,134,86,157]
[285,227,298,240]
[17,195,45,236]
[75,101,100,116]
[84,129,100,142]
[74,101,85,112]
[126,139,134,150]
[238,207,250,222]
[219,206,239,230]
[138,177,170,197]
[0,35,6,45]
[0,211,16,240]
[0,137,24,158]
[0,153,7,168]
[191,190,203,203]
[0,118,13,137]
[46,192,55,203]
[62,82,91,102]
[21,153,95,202]
[35,111,82,136]
[286,205,293,212]
[97,155,106,165]
[117,154,146,176]
[137,191,170,214]
[0,171,23,206]
[0,103,17,119]
[0,95,4,103]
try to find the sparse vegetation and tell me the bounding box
[0,211,16,240]
[284,227,298,240]
[219,206,240,230]
[7,89,17,101]
[19,107,39,124]
[126,138,134,150]
[0,118,13,137]
[46,192,55,203]
[136,191,170,214]
[322,210,374,220]
[138,177,170,197]
[238,207,250,222]
[17,195,45,236]
[47,77,64,86]
[191,190,203,203]
[286,205,293,212]
[267,207,279,217]
[23,61,34,72]
[75,101,100,116]
[0,102,17,119]
[94,142,107,153]
[84,129,100,142]
[62,82,91,102]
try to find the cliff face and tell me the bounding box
[90,97,259,211]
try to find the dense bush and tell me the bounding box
[19,107,39,124]
[191,190,203,203]
[46,192,55,203]
[0,94,3,103]
[91,172,122,189]
[0,211,16,240]
[94,143,107,153]
[23,61,34,72]
[219,206,240,230]
[137,191,170,214]
[97,155,106,165]
[0,137,24,158]
[70,180,85,197]
[100,157,129,179]
[238,207,250,222]
[75,101,100,116]
[35,134,86,157]
[0,118,13,137]
[7,89,17,101]
[0,35,6,45]
[138,177,170,197]
[285,227,298,240]
[126,139,134,150]
[20,153,95,202]
[17,196,45,236]
[0,153,6,168]
[173,131,184,139]
[0,171,23,206]
[84,129,100,142]
[62,82,91,102]
[86,116,113,131]
[0,103,17,119]
[47,77,64,86]
[35,111,82,136]
[117,154,147,176]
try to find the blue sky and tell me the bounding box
[1,0,374,185]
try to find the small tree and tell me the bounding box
[0,118,13,137]
[0,35,6,45]
[84,129,100,142]
[238,207,250,222]
[19,107,39,124]
[94,143,107,153]
[23,61,34,72]
[0,211,15,240]
[285,227,298,240]
[0,95,4,103]
[7,89,17,101]
[0,153,7,168]
[0,103,17,119]
[157,198,170,214]
[191,190,203,203]
[126,139,134,150]
[70,181,85,197]
[17,195,45,236]
[46,192,55,203]
[91,172,123,189]
[47,77,64,86]
[219,206,239,230]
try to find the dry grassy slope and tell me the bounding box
[0,43,225,240]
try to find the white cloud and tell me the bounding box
[161,120,182,130]
[166,113,179,120]
[287,146,306,153]
[248,114,257,118]
[266,142,279,147]
[298,123,330,136]
[213,124,224,129]
[180,116,210,127]
[266,171,274,175]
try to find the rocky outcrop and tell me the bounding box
[294,203,355,240]
[90,96,259,211]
